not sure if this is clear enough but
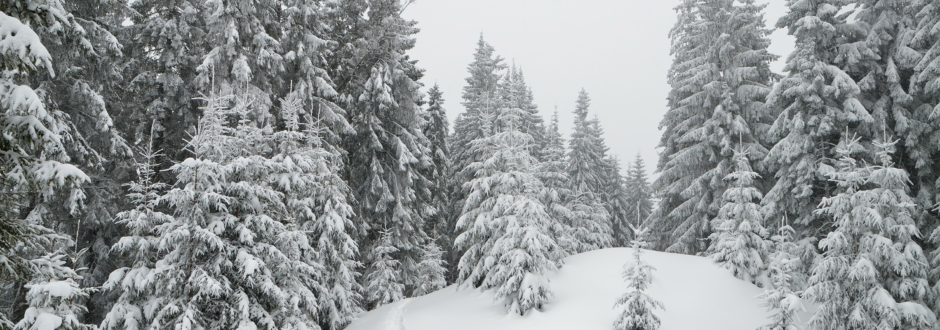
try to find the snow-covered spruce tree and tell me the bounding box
[567,90,607,202]
[592,118,630,247]
[100,136,174,330]
[613,225,664,330]
[325,0,436,305]
[127,92,323,330]
[119,0,211,161]
[0,9,93,327]
[651,0,775,254]
[604,156,633,247]
[412,241,447,297]
[451,35,506,182]
[499,65,546,157]
[423,85,453,254]
[705,149,770,284]
[11,2,133,317]
[761,0,873,241]
[537,109,578,254]
[455,107,565,315]
[271,90,363,329]
[364,230,405,307]
[847,0,922,138]
[196,0,283,102]
[278,0,352,142]
[804,135,934,330]
[565,90,613,252]
[904,1,940,252]
[757,224,806,330]
[447,36,507,280]
[914,2,940,318]
[623,154,653,245]
[13,254,95,330]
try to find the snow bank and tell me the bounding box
[348,248,811,330]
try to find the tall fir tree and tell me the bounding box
[804,135,934,330]
[906,0,940,225]
[447,36,506,281]
[111,92,329,330]
[0,6,93,326]
[537,109,579,254]
[325,0,436,305]
[499,65,546,157]
[605,155,633,247]
[565,90,614,252]
[271,90,363,329]
[623,154,653,245]
[17,1,135,319]
[651,0,776,254]
[100,135,174,330]
[423,85,452,248]
[118,0,211,163]
[421,84,459,286]
[593,117,629,246]
[455,107,565,315]
[0,0,135,323]
[761,0,873,244]
[451,36,506,181]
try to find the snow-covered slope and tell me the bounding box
[347,248,810,330]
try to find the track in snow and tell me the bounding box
[383,298,411,330]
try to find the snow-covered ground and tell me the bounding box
[348,248,811,330]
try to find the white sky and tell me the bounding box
[402,0,794,176]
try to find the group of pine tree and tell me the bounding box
[0,0,652,329]
[652,0,940,328]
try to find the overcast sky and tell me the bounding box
[401,0,794,177]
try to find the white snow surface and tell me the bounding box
[348,248,812,330]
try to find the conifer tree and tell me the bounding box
[499,65,546,156]
[0,8,92,326]
[568,91,608,199]
[14,255,95,330]
[605,156,633,247]
[449,37,506,242]
[120,93,325,330]
[119,0,211,161]
[804,135,933,330]
[761,0,873,238]
[651,0,775,254]
[757,225,806,330]
[538,110,578,253]
[15,2,134,313]
[455,107,564,315]
[101,136,174,330]
[613,225,664,330]
[272,91,362,329]
[412,241,447,297]
[705,149,770,284]
[565,90,614,252]
[900,0,940,247]
[451,36,506,178]
[424,85,452,248]
[364,230,405,308]
[592,118,629,246]
[325,0,436,303]
[623,154,653,245]
[447,36,506,282]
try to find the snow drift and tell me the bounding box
[347,248,809,330]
